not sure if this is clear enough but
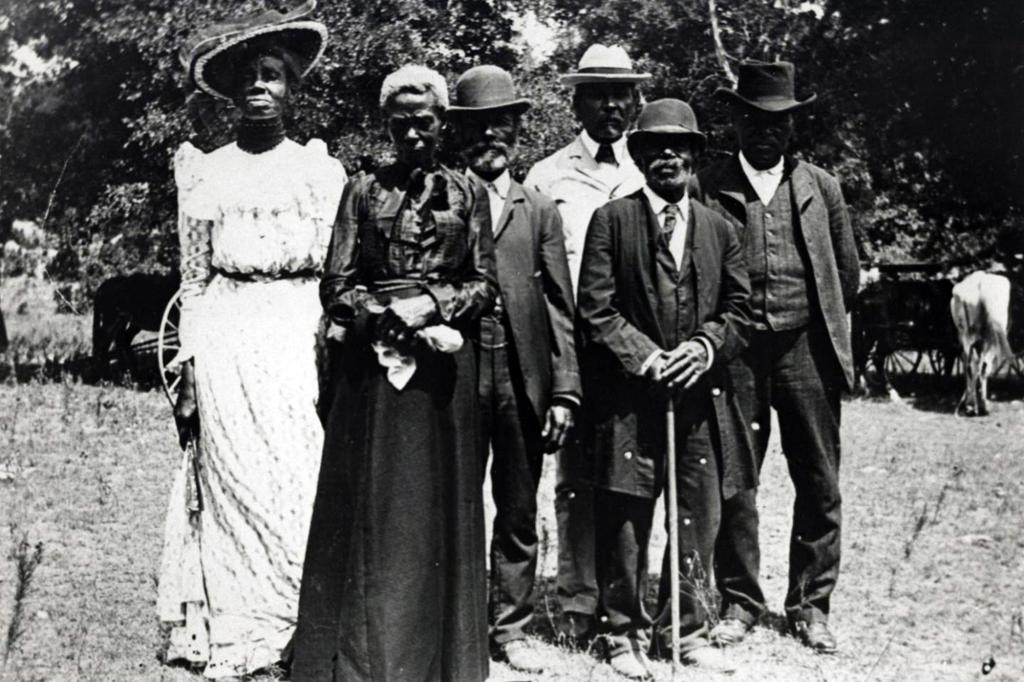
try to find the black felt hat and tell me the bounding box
[715,60,816,113]
[627,98,707,157]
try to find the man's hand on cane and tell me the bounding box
[660,339,710,389]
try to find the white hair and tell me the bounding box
[379,64,449,110]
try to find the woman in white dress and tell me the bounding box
[156,3,346,678]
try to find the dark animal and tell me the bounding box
[951,271,1024,415]
[92,272,180,378]
[852,277,960,395]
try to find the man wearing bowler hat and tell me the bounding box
[449,65,581,673]
[523,44,648,642]
[692,61,859,653]
[577,98,754,677]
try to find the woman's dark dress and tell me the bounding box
[292,165,497,682]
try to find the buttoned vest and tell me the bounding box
[743,175,811,330]
[654,213,698,348]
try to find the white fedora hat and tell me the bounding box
[561,44,652,87]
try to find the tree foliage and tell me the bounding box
[1,0,1021,295]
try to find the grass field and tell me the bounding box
[0,279,1022,680]
[1,380,1022,681]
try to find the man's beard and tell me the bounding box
[468,141,510,174]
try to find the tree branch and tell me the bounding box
[708,0,737,86]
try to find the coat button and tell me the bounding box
[623,450,633,460]
[751,421,761,432]
[711,387,722,396]
[699,457,707,465]
[683,518,691,526]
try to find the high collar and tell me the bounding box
[580,130,628,165]
[236,117,286,154]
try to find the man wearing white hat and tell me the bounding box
[524,43,648,644]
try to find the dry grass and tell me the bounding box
[1,379,1023,680]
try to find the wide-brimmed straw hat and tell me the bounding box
[627,98,707,157]
[561,44,651,87]
[715,60,816,113]
[448,65,531,116]
[180,0,328,100]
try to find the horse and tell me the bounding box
[92,272,180,379]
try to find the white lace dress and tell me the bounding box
[157,138,346,678]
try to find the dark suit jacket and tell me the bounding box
[576,189,756,500]
[493,180,581,419]
[692,155,860,389]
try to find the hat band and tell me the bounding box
[577,66,636,74]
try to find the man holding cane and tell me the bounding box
[576,99,754,677]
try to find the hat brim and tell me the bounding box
[561,73,652,87]
[627,127,707,155]
[714,88,817,113]
[447,99,532,116]
[193,21,328,100]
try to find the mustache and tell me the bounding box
[466,140,510,157]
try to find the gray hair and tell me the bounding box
[379,64,449,111]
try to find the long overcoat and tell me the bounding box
[692,156,860,389]
[576,190,756,500]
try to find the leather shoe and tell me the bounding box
[499,640,545,674]
[792,620,838,654]
[710,618,752,647]
[682,644,737,672]
[608,650,652,680]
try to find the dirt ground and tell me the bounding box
[1,379,1022,681]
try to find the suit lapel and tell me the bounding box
[789,158,817,215]
[715,155,751,221]
[493,182,525,242]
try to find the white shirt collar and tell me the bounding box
[642,185,689,219]
[580,130,628,165]
[738,151,784,178]
[738,152,785,206]
[467,168,511,200]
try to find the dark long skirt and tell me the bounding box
[292,337,489,682]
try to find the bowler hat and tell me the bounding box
[715,60,816,113]
[627,98,707,157]
[561,44,651,87]
[180,0,328,100]
[448,65,531,116]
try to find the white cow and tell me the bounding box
[950,271,1016,415]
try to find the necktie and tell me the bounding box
[662,204,679,241]
[594,142,617,165]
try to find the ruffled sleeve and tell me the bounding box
[304,138,348,261]
[173,143,214,365]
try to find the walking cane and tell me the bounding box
[665,398,681,676]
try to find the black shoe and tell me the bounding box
[792,620,838,654]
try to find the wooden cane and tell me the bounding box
[665,399,681,675]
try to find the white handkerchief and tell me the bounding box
[372,325,465,389]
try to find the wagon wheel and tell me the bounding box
[883,349,922,377]
[927,349,959,377]
[157,288,183,409]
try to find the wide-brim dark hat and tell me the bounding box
[180,0,328,100]
[627,98,707,157]
[715,60,816,113]
[448,65,531,116]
